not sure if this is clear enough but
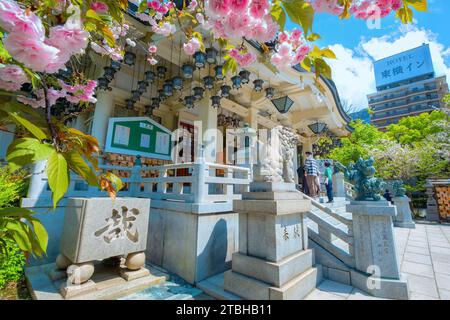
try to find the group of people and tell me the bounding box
[297,152,334,203]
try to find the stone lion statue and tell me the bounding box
[335,157,385,201]
[254,126,298,183]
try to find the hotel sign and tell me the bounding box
[374,44,434,88]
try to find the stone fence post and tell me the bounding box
[129,155,142,196]
[393,196,415,229]
[332,172,346,198]
[27,160,48,199]
[192,155,206,204]
[346,200,409,300]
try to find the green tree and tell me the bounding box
[328,120,386,166]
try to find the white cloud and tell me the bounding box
[326,25,450,111]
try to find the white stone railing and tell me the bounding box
[25,157,251,206]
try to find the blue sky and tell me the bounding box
[285,0,450,110]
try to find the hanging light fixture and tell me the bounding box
[157,66,167,78]
[214,65,224,80]
[206,47,218,64]
[151,97,160,108]
[271,95,294,114]
[220,84,231,98]
[131,90,141,102]
[231,75,242,89]
[145,70,155,83]
[123,51,136,66]
[184,95,195,109]
[110,60,121,71]
[308,121,328,135]
[203,75,215,90]
[137,80,148,94]
[265,87,275,99]
[158,89,166,101]
[103,66,116,81]
[97,77,111,91]
[211,95,221,108]
[172,76,183,91]
[239,70,250,84]
[193,51,206,68]
[163,80,173,97]
[253,79,264,92]
[182,63,194,78]
[193,86,205,100]
[125,99,135,109]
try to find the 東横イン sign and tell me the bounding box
[105,117,172,160]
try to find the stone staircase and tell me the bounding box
[304,196,357,286]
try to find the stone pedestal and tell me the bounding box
[332,172,346,198]
[393,197,416,229]
[346,200,409,300]
[223,182,320,300]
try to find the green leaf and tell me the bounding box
[8,112,47,140]
[282,0,314,35]
[29,217,48,254]
[64,151,98,186]
[5,220,32,252]
[0,207,34,217]
[86,9,102,21]
[6,138,54,171]
[46,152,69,208]
[105,172,123,192]
[270,3,287,32]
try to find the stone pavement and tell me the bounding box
[305,221,450,300]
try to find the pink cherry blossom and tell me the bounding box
[196,13,205,24]
[229,0,249,13]
[46,25,90,57]
[0,64,28,86]
[148,57,158,65]
[91,2,109,13]
[207,0,231,16]
[183,37,201,56]
[249,0,269,18]
[148,44,157,53]
[0,0,45,39]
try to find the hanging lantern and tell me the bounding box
[231,75,242,89]
[123,51,136,66]
[172,76,183,90]
[145,70,155,83]
[308,121,328,135]
[158,89,166,101]
[157,66,167,78]
[151,97,160,108]
[203,76,215,90]
[211,95,221,108]
[220,84,231,98]
[138,80,148,94]
[193,51,207,68]
[125,99,135,109]
[145,105,154,114]
[206,47,218,64]
[218,113,227,126]
[163,80,173,96]
[265,87,275,99]
[239,70,250,84]
[110,60,121,71]
[253,79,264,92]
[182,63,194,78]
[184,95,195,109]
[214,65,224,80]
[131,90,141,102]
[103,66,116,81]
[97,77,110,90]
[193,86,205,100]
[271,95,294,114]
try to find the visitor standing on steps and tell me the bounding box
[304,151,320,198]
[324,161,334,203]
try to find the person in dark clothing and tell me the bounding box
[297,165,309,195]
[324,161,334,203]
[383,189,393,203]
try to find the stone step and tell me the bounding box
[223,266,320,300]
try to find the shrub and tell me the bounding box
[0,167,28,208]
[0,239,26,289]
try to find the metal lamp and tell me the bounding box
[184,95,195,109]
[211,95,221,108]
[271,95,294,114]
[206,47,218,64]
[231,75,242,89]
[214,65,224,80]
[182,64,194,78]
[239,70,250,84]
[157,66,167,78]
[194,51,207,68]
[110,60,121,71]
[158,89,166,101]
[97,77,110,90]
[123,51,136,66]
[220,85,231,98]
[172,76,183,90]
[163,80,173,96]
[193,86,205,100]
[145,70,155,83]
[137,80,148,94]
[203,76,215,90]
[103,66,116,81]
[125,99,135,109]
[151,97,160,108]
[308,121,328,135]
[253,79,264,92]
[265,87,274,99]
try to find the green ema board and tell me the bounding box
[105,117,172,160]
